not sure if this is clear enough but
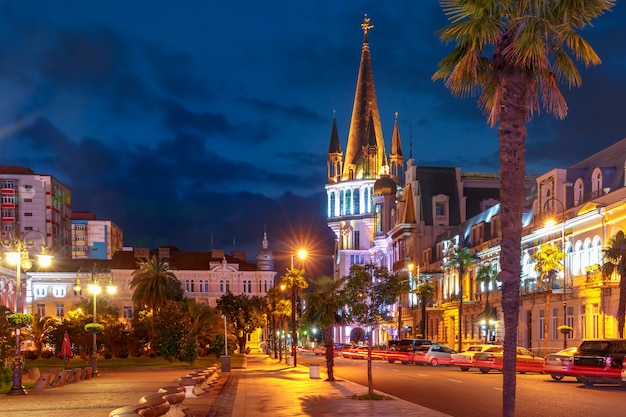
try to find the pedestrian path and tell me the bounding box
[2,355,453,417]
[223,354,452,417]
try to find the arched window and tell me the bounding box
[226,280,230,293]
[345,189,352,215]
[339,191,344,215]
[248,281,252,293]
[591,168,602,197]
[190,280,195,292]
[264,280,268,292]
[219,280,224,293]
[353,188,360,214]
[364,188,370,213]
[574,178,584,206]
[330,193,336,217]
[582,238,592,271]
[590,236,602,267]
[573,241,583,276]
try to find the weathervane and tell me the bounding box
[361,14,374,33]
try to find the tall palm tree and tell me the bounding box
[301,275,345,381]
[130,255,182,317]
[266,287,283,359]
[531,243,564,354]
[433,2,614,415]
[274,299,291,362]
[414,281,435,339]
[444,245,475,351]
[601,231,626,338]
[476,263,499,317]
[26,314,57,357]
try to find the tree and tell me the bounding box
[341,264,404,396]
[476,263,499,317]
[184,300,221,356]
[26,314,57,357]
[153,300,192,363]
[301,275,346,381]
[414,281,435,339]
[433,2,614,415]
[532,243,564,354]
[130,255,183,318]
[216,293,267,354]
[265,287,282,359]
[444,245,475,352]
[274,299,291,361]
[601,231,626,338]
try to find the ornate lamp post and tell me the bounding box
[2,230,52,396]
[289,249,307,367]
[74,266,116,376]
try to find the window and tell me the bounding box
[574,179,584,205]
[345,189,351,215]
[247,280,252,293]
[264,280,268,292]
[34,286,47,297]
[354,230,360,250]
[353,188,360,214]
[37,303,45,316]
[226,280,230,293]
[123,305,133,319]
[435,203,445,216]
[53,287,66,297]
[242,280,248,293]
[1,180,14,189]
[329,193,336,217]
[56,304,64,318]
[539,310,545,340]
[219,280,224,293]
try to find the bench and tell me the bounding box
[177,375,205,398]
[67,367,83,383]
[49,370,71,388]
[32,372,55,391]
[154,386,186,417]
[108,394,170,417]
[81,367,93,380]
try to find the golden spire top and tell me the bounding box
[361,14,373,34]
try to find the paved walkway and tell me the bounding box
[2,354,452,417]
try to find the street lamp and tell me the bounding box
[544,197,568,348]
[74,265,116,377]
[2,230,52,396]
[289,248,307,367]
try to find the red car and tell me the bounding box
[474,346,544,374]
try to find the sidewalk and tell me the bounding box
[1,354,453,417]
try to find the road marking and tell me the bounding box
[416,373,427,377]
[493,387,503,391]
[448,379,463,383]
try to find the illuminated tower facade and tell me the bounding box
[325,16,403,280]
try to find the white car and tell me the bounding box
[451,344,503,371]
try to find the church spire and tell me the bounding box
[342,14,386,181]
[389,112,404,184]
[327,110,343,183]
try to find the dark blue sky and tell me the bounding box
[0,2,624,268]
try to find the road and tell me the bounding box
[299,353,626,417]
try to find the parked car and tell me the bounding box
[412,345,458,366]
[542,347,578,381]
[571,339,626,386]
[474,346,544,374]
[388,339,438,364]
[451,344,502,371]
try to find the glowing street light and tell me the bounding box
[2,230,52,396]
[74,265,116,376]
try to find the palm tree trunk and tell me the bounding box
[323,326,335,381]
[619,275,626,338]
[458,264,464,352]
[496,34,531,417]
[544,286,551,355]
[421,298,427,339]
[367,330,373,396]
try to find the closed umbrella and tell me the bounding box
[60,331,73,369]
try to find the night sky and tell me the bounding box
[0,2,624,273]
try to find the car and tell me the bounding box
[451,344,502,371]
[571,339,626,386]
[542,347,578,381]
[412,345,458,366]
[473,346,544,374]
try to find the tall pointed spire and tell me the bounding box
[389,112,405,184]
[342,14,386,181]
[327,110,343,183]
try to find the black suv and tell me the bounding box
[572,339,626,386]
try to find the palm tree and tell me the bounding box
[433,2,614,415]
[444,245,475,352]
[274,299,291,362]
[301,275,345,381]
[266,287,283,359]
[601,231,626,338]
[26,314,57,357]
[476,263,498,317]
[414,281,435,339]
[531,243,564,354]
[130,255,182,317]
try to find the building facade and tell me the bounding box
[71,211,124,259]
